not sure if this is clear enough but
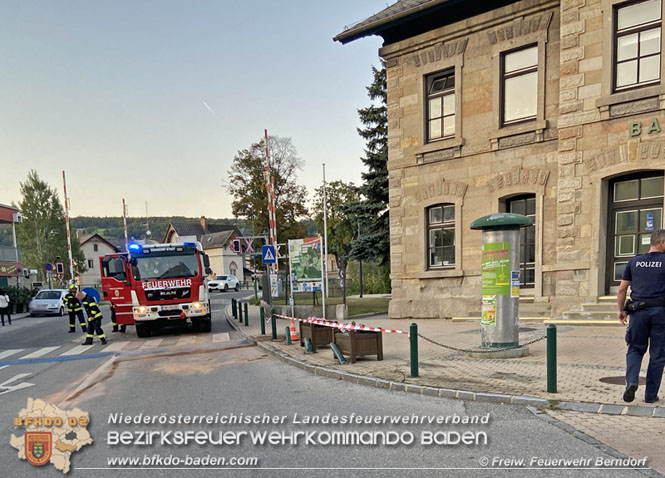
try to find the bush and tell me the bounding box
[4,286,35,313]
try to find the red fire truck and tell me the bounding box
[99,242,212,337]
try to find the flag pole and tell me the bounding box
[322,163,329,298]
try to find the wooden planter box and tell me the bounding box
[333,330,383,363]
[300,322,333,351]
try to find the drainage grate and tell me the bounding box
[599,376,646,385]
[461,326,537,335]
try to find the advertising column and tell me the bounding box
[471,213,532,348]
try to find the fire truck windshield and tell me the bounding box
[131,252,199,281]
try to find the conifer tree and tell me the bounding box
[349,63,389,265]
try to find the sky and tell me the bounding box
[0,1,385,219]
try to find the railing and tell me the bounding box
[0,246,20,262]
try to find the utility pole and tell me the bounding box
[122,199,129,251]
[62,171,75,283]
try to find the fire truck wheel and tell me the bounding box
[195,316,212,333]
[135,322,151,338]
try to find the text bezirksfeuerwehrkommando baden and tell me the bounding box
[108,412,490,426]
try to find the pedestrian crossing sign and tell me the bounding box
[262,245,276,264]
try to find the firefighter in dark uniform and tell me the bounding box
[76,291,107,345]
[110,302,126,333]
[618,228,665,404]
[64,284,87,333]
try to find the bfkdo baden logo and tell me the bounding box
[11,398,93,473]
[25,431,52,466]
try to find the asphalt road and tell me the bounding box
[0,290,658,478]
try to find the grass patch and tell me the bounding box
[273,294,389,317]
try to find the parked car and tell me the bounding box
[28,289,67,316]
[208,275,240,292]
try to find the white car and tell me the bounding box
[208,275,240,292]
[28,289,67,316]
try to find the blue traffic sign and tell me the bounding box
[262,245,276,264]
[45,263,53,272]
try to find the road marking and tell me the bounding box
[103,341,131,352]
[0,349,24,360]
[0,373,35,395]
[60,345,94,356]
[139,339,162,349]
[213,332,230,343]
[20,347,60,359]
[176,336,198,346]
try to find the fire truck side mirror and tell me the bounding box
[203,254,210,268]
[205,267,213,276]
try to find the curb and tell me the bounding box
[527,407,662,478]
[224,306,665,419]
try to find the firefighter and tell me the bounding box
[64,284,87,333]
[76,291,107,345]
[110,302,126,333]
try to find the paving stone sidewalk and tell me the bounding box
[227,303,664,417]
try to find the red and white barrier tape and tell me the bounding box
[273,314,409,337]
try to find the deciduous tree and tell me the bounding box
[225,136,308,243]
[313,180,359,303]
[16,170,86,282]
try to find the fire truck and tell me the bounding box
[99,242,212,337]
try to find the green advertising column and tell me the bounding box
[471,213,532,349]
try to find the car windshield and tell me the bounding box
[35,291,61,300]
[217,276,227,280]
[132,253,199,280]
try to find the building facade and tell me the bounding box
[336,0,665,318]
[78,234,120,289]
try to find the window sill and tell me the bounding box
[596,85,664,120]
[416,268,464,279]
[416,138,464,164]
[488,120,548,151]
[596,84,664,108]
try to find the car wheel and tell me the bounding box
[58,306,64,316]
[224,284,228,292]
[235,283,239,292]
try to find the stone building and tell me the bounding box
[336,0,665,319]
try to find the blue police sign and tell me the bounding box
[262,245,276,264]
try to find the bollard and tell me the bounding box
[304,337,315,354]
[285,327,292,345]
[244,303,249,327]
[254,280,258,301]
[237,302,242,323]
[410,323,419,378]
[260,307,265,335]
[232,299,237,319]
[547,324,557,393]
[271,308,277,340]
[330,343,348,365]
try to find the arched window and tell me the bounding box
[507,195,536,288]
[229,261,238,276]
[427,204,455,268]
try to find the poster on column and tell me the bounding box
[288,237,323,292]
[481,296,496,326]
[481,242,511,296]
